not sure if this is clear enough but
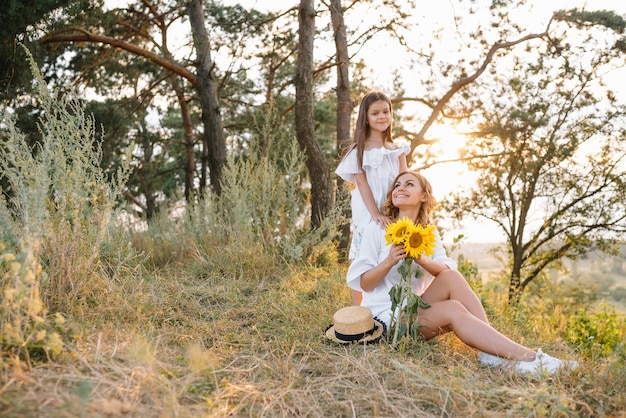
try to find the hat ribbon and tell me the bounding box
[334,324,379,342]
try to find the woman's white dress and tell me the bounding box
[346,223,457,327]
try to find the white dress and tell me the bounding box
[335,143,410,260]
[346,223,457,327]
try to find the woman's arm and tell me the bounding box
[415,255,450,277]
[415,231,456,275]
[360,244,404,291]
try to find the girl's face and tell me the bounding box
[366,100,391,133]
[391,173,428,208]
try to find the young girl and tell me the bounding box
[346,171,578,376]
[335,91,409,305]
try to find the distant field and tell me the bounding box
[450,242,505,272]
[452,242,626,313]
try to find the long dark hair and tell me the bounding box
[338,91,394,169]
[382,171,436,226]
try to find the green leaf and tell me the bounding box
[410,321,421,339]
[398,259,411,277]
[406,294,419,316]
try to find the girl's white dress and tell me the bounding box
[346,223,457,327]
[335,143,410,260]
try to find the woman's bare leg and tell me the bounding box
[418,300,535,361]
[421,270,489,323]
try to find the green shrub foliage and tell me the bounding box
[565,302,626,360]
[0,47,131,363]
[132,102,346,269]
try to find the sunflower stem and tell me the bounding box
[406,258,412,336]
[391,257,412,347]
[391,285,403,346]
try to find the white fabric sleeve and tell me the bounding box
[335,149,360,183]
[398,141,410,156]
[346,224,386,292]
[431,230,457,271]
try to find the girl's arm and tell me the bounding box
[354,172,387,225]
[360,244,405,292]
[399,153,408,173]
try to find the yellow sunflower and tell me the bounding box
[404,224,437,259]
[385,217,414,246]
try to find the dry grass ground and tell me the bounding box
[1,247,624,418]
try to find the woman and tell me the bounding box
[346,171,578,375]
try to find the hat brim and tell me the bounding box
[324,317,386,345]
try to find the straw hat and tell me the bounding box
[325,306,385,344]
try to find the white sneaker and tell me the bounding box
[478,351,510,367]
[515,349,579,376]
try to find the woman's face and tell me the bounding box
[391,173,427,208]
[366,100,391,134]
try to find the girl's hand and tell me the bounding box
[374,214,393,228]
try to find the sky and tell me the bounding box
[225,0,626,243]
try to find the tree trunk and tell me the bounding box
[296,0,332,229]
[508,244,524,304]
[172,75,195,202]
[140,132,156,219]
[508,271,523,305]
[187,0,226,196]
[329,0,352,259]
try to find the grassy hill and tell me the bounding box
[1,230,625,417]
[1,74,625,417]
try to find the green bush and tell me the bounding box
[131,103,345,270]
[565,302,626,359]
[0,48,130,363]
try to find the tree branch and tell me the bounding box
[41,29,197,84]
[409,25,552,157]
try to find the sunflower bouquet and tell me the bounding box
[385,217,437,346]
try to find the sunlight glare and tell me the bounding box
[416,121,475,199]
[414,122,507,243]
[427,122,468,162]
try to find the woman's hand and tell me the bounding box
[414,254,449,276]
[361,243,405,292]
[385,243,406,267]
